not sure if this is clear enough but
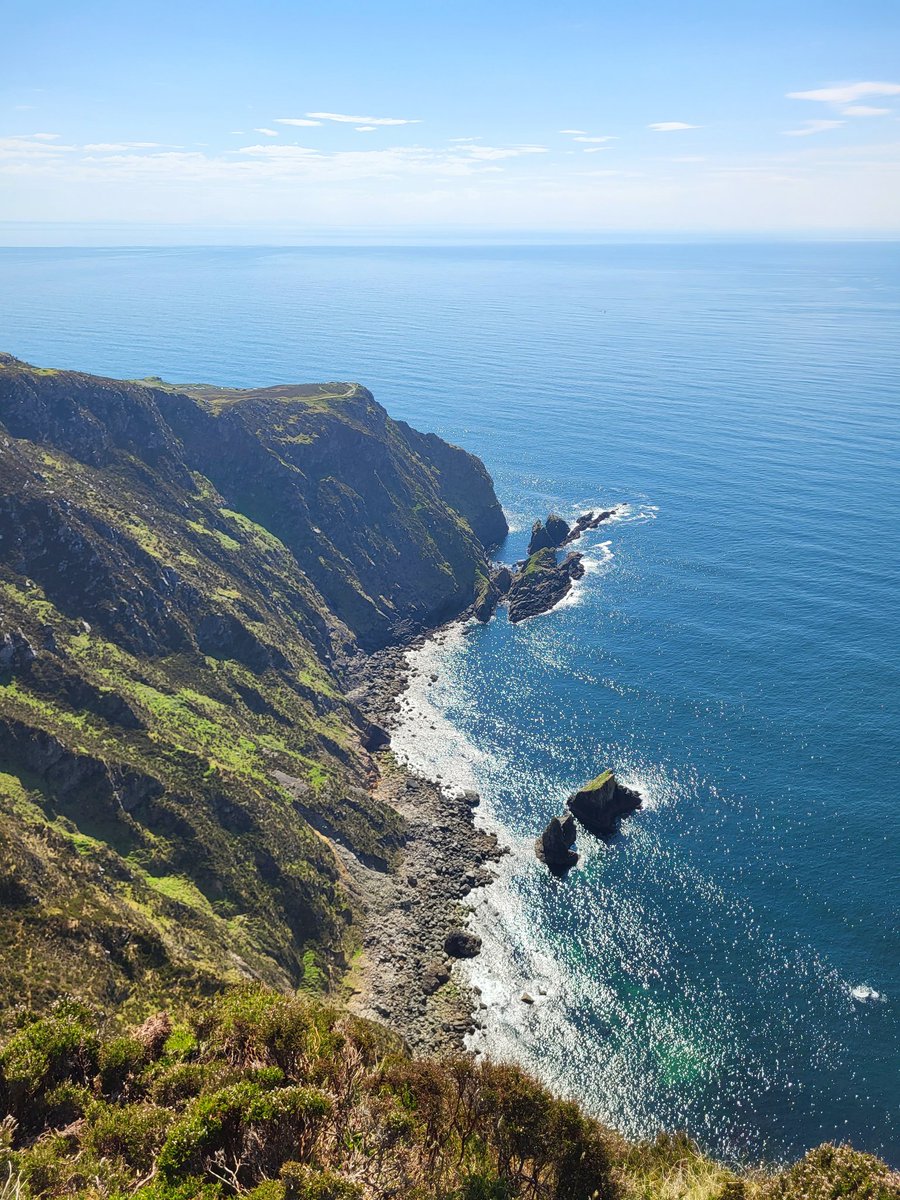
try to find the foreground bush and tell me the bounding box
[0,987,896,1200]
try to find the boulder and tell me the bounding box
[361,722,391,752]
[444,929,482,959]
[535,813,579,874]
[567,770,642,837]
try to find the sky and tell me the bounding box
[2,0,899,241]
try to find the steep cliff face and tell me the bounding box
[0,355,507,1011]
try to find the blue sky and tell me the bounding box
[2,0,899,239]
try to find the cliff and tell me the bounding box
[0,354,507,1013]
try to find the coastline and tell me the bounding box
[339,631,507,1054]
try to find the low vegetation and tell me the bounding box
[0,987,895,1200]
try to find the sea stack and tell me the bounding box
[567,770,642,837]
[535,813,579,874]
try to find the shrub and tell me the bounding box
[0,1001,99,1132]
[767,1144,899,1200]
[98,1034,147,1095]
[280,1163,363,1200]
[158,1080,331,1188]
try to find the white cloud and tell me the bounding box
[254,128,279,137]
[449,137,481,142]
[274,118,323,128]
[305,112,420,126]
[355,125,377,132]
[648,122,698,132]
[841,105,891,117]
[462,144,548,160]
[24,132,60,141]
[83,141,162,151]
[559,128,587,135]
[788,81,900,105]
[783,119,844,137]
[583,147,612,153]
[573,135,617,143]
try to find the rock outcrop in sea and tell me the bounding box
[567,769,643,836]
[507,548,585,623]
[535,812,579,874]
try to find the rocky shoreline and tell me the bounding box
[333,505,625,1054]
[338,637,506,1055]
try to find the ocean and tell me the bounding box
[1,242,897,1165]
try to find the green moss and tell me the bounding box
[187,519,242,553]
[581,769,615,792]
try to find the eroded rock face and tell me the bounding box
[535,813,579,874]
[507,549,584,623]
[567,770,642,837]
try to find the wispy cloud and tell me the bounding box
[274,118,323,128]
[783,119,844,137]
[355,125,377,132]
[583,147,612,153]
[25,132,60,141]
[787,81,900,105]
[83,141,162,151]
[559,128,587,135]
[841,105,891,117]
[648,122,699,132]
[573,135,617,143]
[462,144,548,160]
[254,128,279,137]
[305,112,420,126]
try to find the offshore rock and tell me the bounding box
[564,508,617,544]
[567,770,642,837]
[528,513,571,555]
[535,813,579,875]
[507,548,584,623]
[492,565,513,595]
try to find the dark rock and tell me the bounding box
[473,576,500,623]
[444,929,482,959]
[492,565,513,595]
[567,769,642,837]
[361,722,391,752]
[0,628,37,672]
[564,508,617,545]
[535,812,579,874]
[507,549,585,623]
[527,512,571,556]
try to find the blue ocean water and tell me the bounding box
[1,243,898,1164]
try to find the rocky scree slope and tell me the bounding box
[0,355,507,1015]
